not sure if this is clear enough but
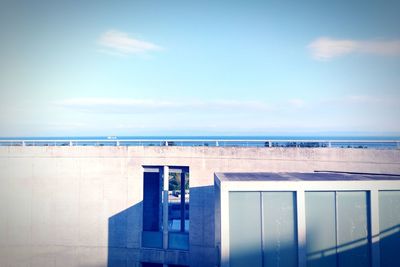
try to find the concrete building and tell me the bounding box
[215,172,400,267]
[0,146,400,267]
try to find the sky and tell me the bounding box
[0,0,399,137]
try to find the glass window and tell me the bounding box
[143,170,161,231]
[168,169,189,232]
[142,166,189,250]
[336,191,370,267]
[379,190,400,267]
[228,191,298,267]
[229,192,262,267]
[262,192,297,267]
[305,191,371,267]
[142,167,163,248]
[305,192,336,267]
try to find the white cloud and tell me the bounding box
[98,30,163,55]
[309,37,400,60]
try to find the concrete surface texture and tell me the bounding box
[0,146,399,267]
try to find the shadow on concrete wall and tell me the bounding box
[220,224,400,267]
[108,202,143,267]
[307,225,400,267]
[107,185,215,267]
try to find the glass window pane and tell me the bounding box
[305,192,337,267]
[168,170,189,232]
[262,192,297,267]
[143,171,161,231]
[379,191,400,267]
[229,192,262,267]
[336,191,370,267]
[305,191,371,267]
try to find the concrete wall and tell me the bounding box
[0,146,399,267]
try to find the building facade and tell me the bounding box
[0,146,399,266]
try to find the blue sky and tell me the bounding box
[0,0,399,136]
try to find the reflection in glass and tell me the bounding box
[168,170,189,232]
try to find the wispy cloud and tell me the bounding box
[55,98,271,114]
[288,98,305,108]
[309,37,400,60]
[344,94,400,106]
[98,30,163,55]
